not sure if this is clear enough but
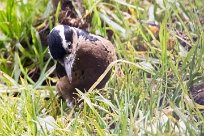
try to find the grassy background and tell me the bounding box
[0,0,204,135]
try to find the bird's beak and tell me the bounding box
[63,54,75,83]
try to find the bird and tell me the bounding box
[48,25,117,106]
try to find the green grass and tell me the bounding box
[0,0,204,135]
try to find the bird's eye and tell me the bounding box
[67,42,72,49]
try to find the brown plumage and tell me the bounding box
[48,25,116,106]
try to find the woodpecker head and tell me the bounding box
[48,25,76,83]
[48,25,74,59]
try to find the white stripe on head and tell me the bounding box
[52,25,70,50]
[70,27,80,51]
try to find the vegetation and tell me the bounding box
[0,0,204,135]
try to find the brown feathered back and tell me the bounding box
[56,33,116,102]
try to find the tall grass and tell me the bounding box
[0,0,204,135]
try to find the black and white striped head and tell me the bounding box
[48,25,74,60]
[48,25,99,59]
[48,25,78,83]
